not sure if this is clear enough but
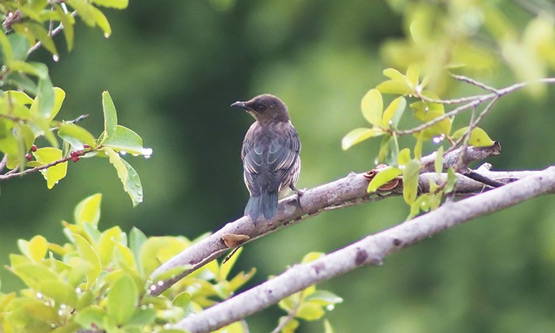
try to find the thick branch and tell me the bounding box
[149,144,503,295]
[176,166,555,332]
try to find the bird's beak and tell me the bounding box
[231,101,247,110]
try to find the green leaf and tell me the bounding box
[8,33,30,61]
[377,68,412,95]
[50,87,66,121]
[127,307,156,327]
[382,96,406,129]
[92,0,129,9]
[28,235,48,262]
[296,302,325,321]
[74,193,102,227]
[341,127,385,150]
[54,5,75,51]
[377,134,399,165]
[434,146,444,174]
[445,167,457,193]
[75,305,107,330]
[397,148,411,166]
[361,89,383,126]
[26,23,58,56]
[73,233,101,287]
[0,30,13,64]
[129,227,147,274]
[67,0,96,26]
[367,167,402,192]
[33,148,68,189]
[38,76,55,117]
[304,290,343,306]
[107,273,138,325]
[91,6,112,37]
[102,91,118,139]
[103,125,144,154]
[10,262,58,289]
[97,226,123,266]
[58,123,97,149]
[452,127,495,147]
[103,147,144,206]
[402,159,421,204]
[301,252,324,264]
[324,319,335,333]
[219,247,242,281]
[37,280,78,307]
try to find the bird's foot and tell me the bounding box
[290,184,306,211]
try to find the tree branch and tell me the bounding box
[148,144,501,295]
[175,166,555,333]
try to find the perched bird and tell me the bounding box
[231,94,301,221]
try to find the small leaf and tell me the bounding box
[104,148,144,206]
[75,305,107,329]
[402,159,421,204]
[296,302,325,321]
[92,0,129,9]
[67,0,96,26]
[341,128,385,150]
[219,247,243,281]
[54,5,75,51]
[367,167,402,192]
[28,235,48,262]
[107,274,139,325]
[26,23,58,56]
[7,33,30,61]
[361,89,383,126]
[37,280,78,307]
[73,233,101,287]
[0,30,13,64]
[377,134,399,166]
[103,125,144,154]
[301,252,324,264]
[452,127,495,147]
[74,193,102,227]
[382,96,406,129]
[129,227,147,274]
[304,290,343,306]
[434,146,444,174]
[445,167,457,193]
[50,87,66,121]
[397,148,411,166]
[91,6,112,37]
[33,148,67,189]
[102,91,118,139]
[58,123,97,149]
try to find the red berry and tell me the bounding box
[83,144,90,148]
[31,145,37,152]
[25,153,32,161]
[72,156,80,162]
[70,151,77,158]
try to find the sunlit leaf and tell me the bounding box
[92,0,129,9]
[72,233,101,287]
[58,123,97,149]
[397,148,411,166]
[402,159,421,204]
[28,235,47,263]
[382,96,406,129]
[33,148,67,189]
[361,89,383,126]
[74,193,102,227]
[102,91,118,139]
[296,302,325,321]
[434,146,444,174]
[452,127,495,147]
[341,127,385,150]
[54,5,75,51]
[368,167,402,193]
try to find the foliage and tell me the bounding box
[343,0,554,218]
[274,253,343,333]
[0,0,150,205]
[0,194,255,332]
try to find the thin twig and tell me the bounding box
[0,155,7,174]
[270,291,304,333]
[450,73,498,93]
[0,149,92,181]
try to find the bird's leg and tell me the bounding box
[290,184,305,212]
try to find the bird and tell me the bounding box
[231,94,302,221]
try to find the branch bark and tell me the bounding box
[176,166,555,333]
[149,144,500,295]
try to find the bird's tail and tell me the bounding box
[245,192,278,221]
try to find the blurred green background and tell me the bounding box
[1,0,555,332]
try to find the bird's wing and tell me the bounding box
[242,124,300,195]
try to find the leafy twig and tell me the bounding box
[27,10,77,56]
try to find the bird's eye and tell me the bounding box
[256,104,266,112]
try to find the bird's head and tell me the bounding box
[231,94,289,123]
